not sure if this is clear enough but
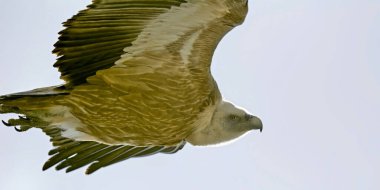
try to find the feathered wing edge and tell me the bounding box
[0,90,185,174]
[53,0,187,86]
[43,138,185,174]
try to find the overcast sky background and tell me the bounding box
[0,0,379,189]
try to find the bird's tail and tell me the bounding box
[0,85,69,131]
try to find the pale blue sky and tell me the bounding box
[0,0,379,189]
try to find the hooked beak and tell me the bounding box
[246,115,263,132]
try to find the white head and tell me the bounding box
[186,101,262,146]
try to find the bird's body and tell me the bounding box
[0,0,262,174]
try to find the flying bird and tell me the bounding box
[0,0,262,174]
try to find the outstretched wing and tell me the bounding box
[54,0,187,86]
[53,0,248,87]
[1,94,185,174]
[43,135,185,174]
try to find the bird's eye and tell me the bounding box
[229,115,240,121]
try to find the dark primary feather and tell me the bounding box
[43,138,185,174]
[0,86,69,100]
[53,0,187,87]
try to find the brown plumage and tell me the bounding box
[0,0,262,174]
